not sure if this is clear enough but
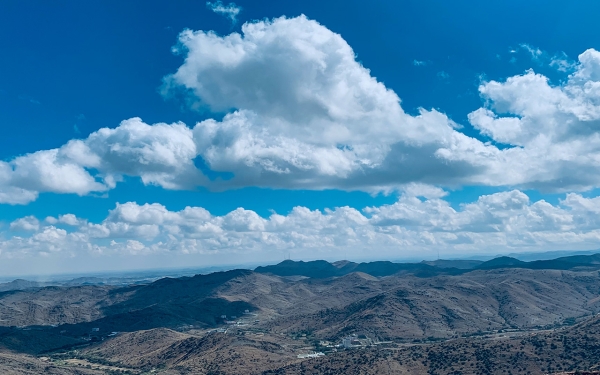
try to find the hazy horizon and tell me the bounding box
[1,248,598,281]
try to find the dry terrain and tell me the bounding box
[38,313,598,375]
[264,269,600,341]
[0,255,599,373]
[0,350,103,374]
[267,314,600,375]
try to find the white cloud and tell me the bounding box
[1,226,92,258]
[0,148,105,204]
[437,71,450,79]
[206,1,241,24]
[519,43,543,60]
[45,216,58,225]
[164,15,500,192]
[83,117,203,189]
[515,44,576,73]
[399,183,448,199]
[0,117,205,205]
[550,52,576,72]
[571,48,600,82]
[10,216,40,232]
[44,214,85,227]
[58,214,85,226]
[106,202,179,225]
[0,186,38,205]
[3,191,600,260]
[2,17,600,205]
[468,48,600,191]
[32,226,68,243]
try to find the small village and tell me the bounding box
[207,311,396,360]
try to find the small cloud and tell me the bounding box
[74,124,80,134]
[509,56,517,64]
[550,52,576,72]
[476,73,487,82]
[520,43,543,60]
[550,58,575,72]
[206,1,241,24]
[400,183,448,199]
[45,216,58,224]
[413,59,427,66]
[512,44,575,72]
[437,71,450,79]
[58,214,84,226]
[10,216,40,232]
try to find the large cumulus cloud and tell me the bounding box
[165,15,497,191]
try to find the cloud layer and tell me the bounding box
[2,16,600,205]
[3,190,600,260]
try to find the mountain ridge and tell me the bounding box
[255,252,600,278]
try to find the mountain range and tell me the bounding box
[255,252,600,278]
[2,253,600,373]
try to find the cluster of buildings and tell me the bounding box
[297,334,377,359]
[341,334,374,348]
[220,313,260,326]
[210,327,228,334]
[320,334,392,349]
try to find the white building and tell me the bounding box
[297,352,325,359]
[341,334,364,348]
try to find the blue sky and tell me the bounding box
[2,0,600,275]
